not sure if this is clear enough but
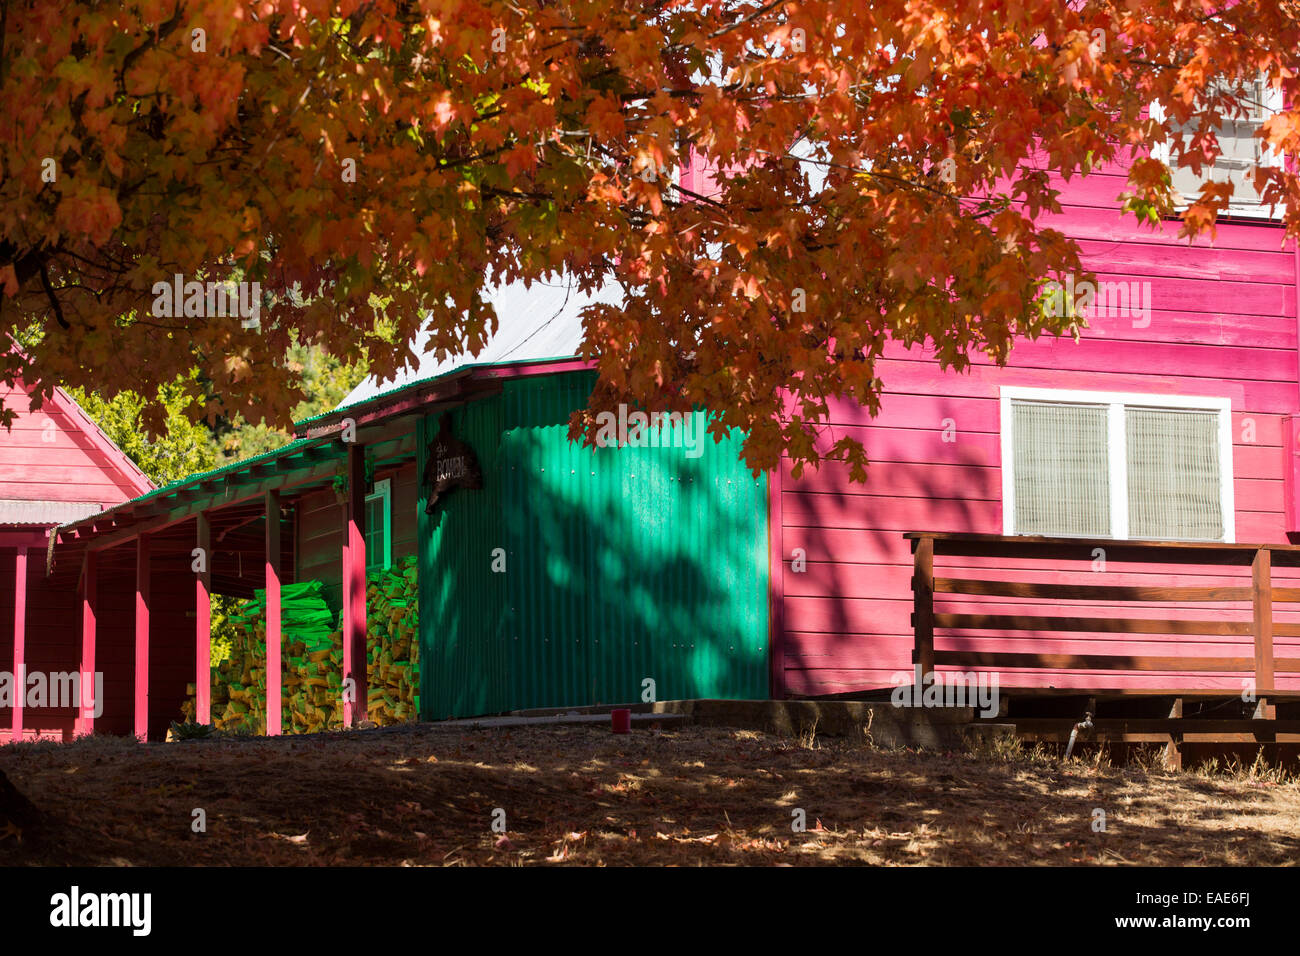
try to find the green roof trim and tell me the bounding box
[53,434,334,532]
[146,436,319,500]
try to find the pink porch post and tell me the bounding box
[265,490,282,736]
[134,535,151,740]
[196,513,211,724]
[342,445,367,726]
[11,547,26,741]
[77,551,97,736]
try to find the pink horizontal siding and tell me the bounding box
[0,383,144,506]
[778,164,1300,697]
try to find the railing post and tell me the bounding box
[134,534,151,741]
[1252,546,1275,719]
[265,490,283,737]
[195,512,212,725]
[11,547,26,743]
[912,536,935,685]
[343,443,368,727]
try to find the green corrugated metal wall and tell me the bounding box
[418,371,769,719]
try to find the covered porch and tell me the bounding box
[15,421,418,741]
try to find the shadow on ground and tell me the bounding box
[1,724,1297,865]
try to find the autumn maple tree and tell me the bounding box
[4,0,1300,475]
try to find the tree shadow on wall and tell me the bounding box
[424,407,769,718]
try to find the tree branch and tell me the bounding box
[38,259,70,330]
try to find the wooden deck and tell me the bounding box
[907,532,1300,765]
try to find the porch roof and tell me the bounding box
[46,415,418,571]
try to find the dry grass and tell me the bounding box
[1,722,1298,866]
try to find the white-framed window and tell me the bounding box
[1150,77,1284,220]
[364,478,391,572]
[1000,387,1235,542]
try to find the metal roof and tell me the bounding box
[332,276,622,412]
[0,499,109,526]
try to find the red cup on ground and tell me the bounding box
[611,708,631,734]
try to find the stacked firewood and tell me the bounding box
[363,555,420,724]
[181,557,420,733]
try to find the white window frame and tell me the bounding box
[1149,79,1285,220]
[1000,386,1235,543]
[364,477,392,571]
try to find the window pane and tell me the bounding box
[1168,78,1274,209]
[1126,408,1222,540]
[365,494,387,570]
[1012,401,1110,537]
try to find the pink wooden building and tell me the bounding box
[0,380,154,741]
[772,139,1300,703]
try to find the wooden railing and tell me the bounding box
[906,532,1300,715]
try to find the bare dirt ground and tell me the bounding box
[1,723,1298,866]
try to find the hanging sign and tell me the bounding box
[423,415,482,511]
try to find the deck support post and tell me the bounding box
[343,444,368,726]
[196,512,212,724]
[767,462,786,700]
[912,536,935,686]
[1164,697,1183,771]
[77,551,97,736]
[265,490,283,736]
[1252,547,1275,720]
[134,535,151,741]
[10,547,26,742]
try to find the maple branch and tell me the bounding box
[38,260,70,330]
[0,242,48,294]
[438,143,514,169]
[116,10,184,96]
[671,181,728,209]
[706,0,789,41]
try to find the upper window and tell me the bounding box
[364,478,391,572]
[1151,77,1284,220]
[1000,388,1234,542]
